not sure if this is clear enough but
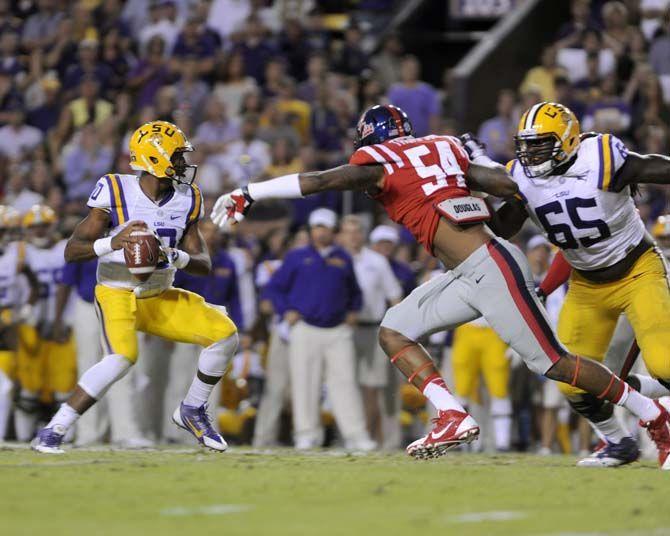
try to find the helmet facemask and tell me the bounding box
[515,132,564,179]
[168,149,197,185]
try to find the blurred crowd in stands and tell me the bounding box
[0,0,666,456]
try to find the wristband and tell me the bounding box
[247,173,303,200]
[93,237,114,257]
[172,249,190,269]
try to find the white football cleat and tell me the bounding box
[406,409,479,460]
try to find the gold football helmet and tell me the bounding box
[0,205,21,247]
[22,204,57,248]
[515,102,581,178]
[129,120,197,184]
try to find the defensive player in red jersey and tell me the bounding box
[212,105,670,463]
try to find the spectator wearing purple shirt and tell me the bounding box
[277,19,311,81]
[62,39,114,94]
[387,55,441,137]
[332,25,369,77]
[127,36,171,110]
[233,15,276,85]
[171,14,220,78]
[62,125,114,200]
[477,89,516,164]
[27,77,62,133]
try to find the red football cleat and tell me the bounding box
[640,398,670,470]
[406,409,480,460]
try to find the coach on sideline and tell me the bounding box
[264,208,375,451]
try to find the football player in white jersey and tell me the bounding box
[479,101,670,468]
[15,205,76,442]
[0,205,37,440]
[32,120,239,454]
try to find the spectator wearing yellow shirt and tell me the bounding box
[519,46,566,102]
[275,79,311,143]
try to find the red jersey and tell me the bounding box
[349,135,471,253]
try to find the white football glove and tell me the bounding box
[211,187,254,228]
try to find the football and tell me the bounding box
[124,230,160,281]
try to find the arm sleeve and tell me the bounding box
[538,252,572,297]
[261,254,297,316]
[86,176,112,211]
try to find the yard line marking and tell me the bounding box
[449,511,528,523]
[160,505,252,517]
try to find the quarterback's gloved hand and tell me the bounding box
[211,186,254,228]
[459,133,488,161]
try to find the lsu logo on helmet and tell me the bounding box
[515,102,580,178]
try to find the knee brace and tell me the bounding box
[566,392,613,423]
[198,332,239,377]
[79,354,133,400]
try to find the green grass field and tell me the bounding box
[1,446,668,536]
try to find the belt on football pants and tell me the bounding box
[575,234,654,284]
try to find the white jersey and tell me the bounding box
[87,173,204,295]
[0,241,25,309]
[508,134,646,271]
[24,240,66,323]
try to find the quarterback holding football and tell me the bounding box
[32,121,239,454]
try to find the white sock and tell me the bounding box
[46,403,80,433]
[491,397,512,451]
[591,413,629,443]
[183,335,238,407]
[619,386,660,423]
[635,375,670,398]
[183,376,216,407]
[422,376,466,413]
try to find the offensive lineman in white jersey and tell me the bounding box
[15,205,76,441]
[32,120,239,454]
[480,101,670,468]
[0,206,38,440]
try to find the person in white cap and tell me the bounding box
[369,224,417,297]
[263,208,374,450]
[338,215,402,447]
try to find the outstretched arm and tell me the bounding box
[611,152,670,192]
[211,165,384,226]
